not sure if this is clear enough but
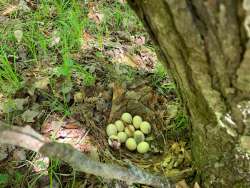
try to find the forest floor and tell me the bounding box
[0,0,193,187]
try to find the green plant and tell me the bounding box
[0,173,10,186]
[99,1,142,32]
[152,63,176,94]
[55,56,95,86]
[73,63,96,86]
[48,158,63,188]
[0,48,21,94]
[173,111,189,131]
[49,96,71,117]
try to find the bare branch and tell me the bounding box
[0,125,173,188]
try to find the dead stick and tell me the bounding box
[0,125,173,188]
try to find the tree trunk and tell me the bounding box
[127,0,250,187]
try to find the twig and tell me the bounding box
[0,124,173,188]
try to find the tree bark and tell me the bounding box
[127,0,250,187]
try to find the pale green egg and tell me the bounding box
[117,132,128,143]
[106,124,117,136]
[133,115,142,129]
[115,120,124,132]
[140,121,151,134]
[133,130,145,143]
[137,141,150,154]
[121,112,132,123]
[125,125,135,137]
[125,138,137,151]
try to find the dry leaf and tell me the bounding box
[118,0,126,4]
[132,36,146,46]
[21,110,39,122]
[0,145,9,161]
[88,11,104,24]
[176,180,189,188]
[14,97,29,111]
[14,30,23,43]
[12,149,26,161]
[1,5,18,16]
[81,32,95,50]
[41,115,95,153]
[50,31,60,47]
[33,77,50,90]
[193,182,201,188]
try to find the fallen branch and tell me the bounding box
[0,125,173,188]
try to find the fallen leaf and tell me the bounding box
[132,36,146,46]
[176,180,189,188]
[167,103,178,119]
[14,97,29,111]
[50,35,60,47]
[0,145,9,161]
[74,92,85,103]
[12,149,26,161]
[41,120,64,135]
[33,77,50,90]
[88,10,104,24]
[193,182,201,188]
[21,110,39,122]
[1,5,18,16]
[0,144,15,161]
[41,115,95,153]
[14,30,23,43]
[118,0,126,4]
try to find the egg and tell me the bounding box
[125,138,137,151]
[117,132,128,143]
[132,115,142,129]
[125,125,135,137]
[133,130,145,143]
[106,124,117,136]
[140,121,151,134]
[115,120,124,132]
[121,112,132,123]
[137,141,150,154]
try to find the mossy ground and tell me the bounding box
[0,0,191,187]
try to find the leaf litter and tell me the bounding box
[0,0,194,187]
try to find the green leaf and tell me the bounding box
[0,173,9,185]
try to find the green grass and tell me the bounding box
[0,48,22,95]
[152,63,176,94]
[0,173,10,187]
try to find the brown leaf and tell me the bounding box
[63,121,80,129]
[1,5,18,16]
[176,180,189,188]
[41,115,95,153]
[0,145,10,161]
[133,36,146,46]
[33,77,50,90]
[118,0,126,4]
[41,119,64,134]
[193,182,201,188]
[88,11,104,24]
[12,148,26,161]
[56,128,86,138]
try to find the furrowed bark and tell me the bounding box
[0,125,173,188]
[127,0,250,187]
